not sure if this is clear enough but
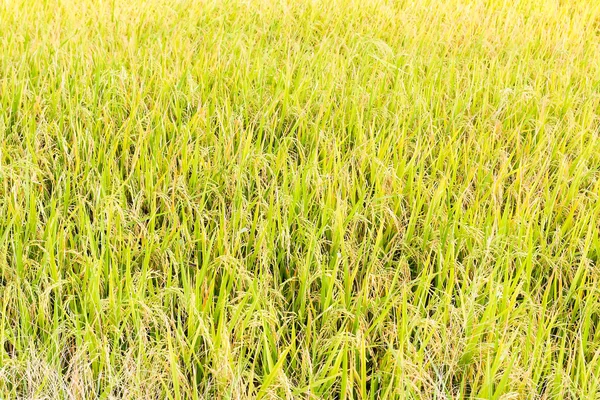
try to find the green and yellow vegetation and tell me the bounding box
[1,0,600,398]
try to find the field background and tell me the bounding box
[1,0,600,398]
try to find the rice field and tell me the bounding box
[1,0,600,398]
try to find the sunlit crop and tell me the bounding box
[1,0,599,398]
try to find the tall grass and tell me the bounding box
[1,0,599,398]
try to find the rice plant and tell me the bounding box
[0,0,599,398]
